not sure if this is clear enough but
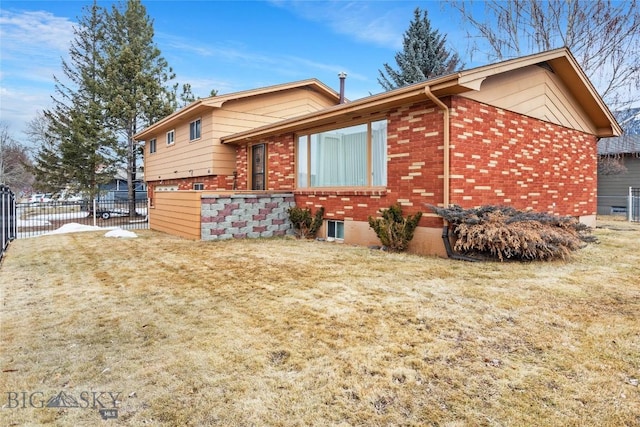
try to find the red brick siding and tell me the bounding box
[147,175,234,196]
[236,101,446,228]
[230,96,597,230]
[449,97,597,216]
[268,134,296,190]
[235,145,248,190]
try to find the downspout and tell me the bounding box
[423,86,450,210]
[424,87,480,262]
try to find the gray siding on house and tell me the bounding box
[597,156,640,214]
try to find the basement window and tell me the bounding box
[326,220,344,241]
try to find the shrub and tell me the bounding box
[429,204,596,261]
[288,206,324,239]
[368,203,422,252]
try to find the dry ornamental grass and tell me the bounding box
[1,217,639,426]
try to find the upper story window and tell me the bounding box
[166,130,175,145]
[190,118,201,141]
[296,119,387,188]
[149,138,157,154]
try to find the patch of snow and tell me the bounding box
[44,223,105,235]
[104,229,138,238]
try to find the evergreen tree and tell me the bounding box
[103,0,176,217]
[36,2,118,201]
[27,112,68,193]
[378,8,462,91]
[179,83,196,107]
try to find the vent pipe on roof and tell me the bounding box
[338,72,347,104]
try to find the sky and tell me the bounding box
[0,0,479,146]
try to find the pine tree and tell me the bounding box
[28,113,69,194]
[378,8,462,91]
[35,2,118,201]
[103,0,176,217]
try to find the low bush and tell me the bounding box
[368,203,422,252]
[430,205,596,261]
[288,206,324,239]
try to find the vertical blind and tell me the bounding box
[297,120,387,188]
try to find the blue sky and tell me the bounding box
[0,0,480,145]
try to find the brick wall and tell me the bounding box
[449,97,598,216]
[144,94,598,253]
[234,102,447,228]
[146,175,235,197]
[201,193,295,240]
[224,96,597,251]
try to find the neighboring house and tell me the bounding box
[135,48,621,256]
[98,167,147,202]
[597,134,640,215]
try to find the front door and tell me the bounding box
[251,144,265,191]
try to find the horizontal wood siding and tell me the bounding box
[145,111,215,180]
[464,65,594,135]
[145,86,338,182]
[597,157,640,213]
[240,88,338,117]
[150,191,201,239]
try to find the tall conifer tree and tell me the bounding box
[378,8,462,91]
[35,1,118,201]
[103,0,176,216]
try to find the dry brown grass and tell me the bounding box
[1,218,639,426]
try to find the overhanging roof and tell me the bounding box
[134,79,340,141]
[223,48,621,144]
[598,135,640,155]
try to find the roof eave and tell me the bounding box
[134,79,341,141]
[223,75,464,144]
[134,100,209,140]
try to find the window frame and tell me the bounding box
[326,220,345,241]
[189,118,201,141]
[193,183,204,190]
[296,118,387,189]
[149,138,157,154]
[166,129,175,145]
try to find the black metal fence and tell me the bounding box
[16,198,148,239]
[1,185,17,260]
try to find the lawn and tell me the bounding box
[1,218,639,426]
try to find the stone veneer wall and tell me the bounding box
[201,193,295,240]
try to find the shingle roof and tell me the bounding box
[598,134,640,155]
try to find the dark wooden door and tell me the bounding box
[251,144,265,191]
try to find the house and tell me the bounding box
[98,167,147,202]
[597,132,640,217]
[134,48,621,256]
